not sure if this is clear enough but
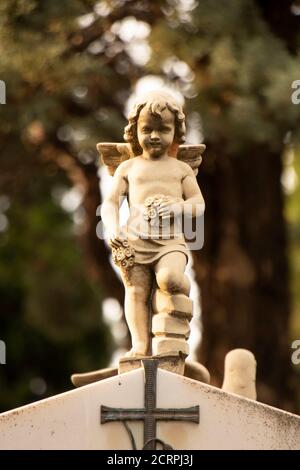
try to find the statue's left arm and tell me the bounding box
[181,165,205,217]
[158,164,205,219]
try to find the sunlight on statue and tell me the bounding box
[99,90,206,374]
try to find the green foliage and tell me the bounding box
[0,0,125,411]
[149,1,300,152]
[286,148,300,339]
[0,165,113,411]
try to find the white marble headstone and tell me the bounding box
[0,368,299,450]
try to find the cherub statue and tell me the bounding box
[99,90,205,373]
[72,91,257,388]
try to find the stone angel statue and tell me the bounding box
[98,90,206,376]
[72,91,257,392]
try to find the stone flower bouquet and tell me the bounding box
[111,239,135,271]
[143,194,171,225]
[143,194,182,226]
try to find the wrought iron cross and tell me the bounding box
[101,359,200,450]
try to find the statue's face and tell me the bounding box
[137,107,175,158]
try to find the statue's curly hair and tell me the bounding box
[124,92,186,156]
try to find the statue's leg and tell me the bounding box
[152,252,192,358]
[154,252,190,295]
[120,263,153,357]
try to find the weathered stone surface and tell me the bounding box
[184,361,210,384]
[222,349,257,400]
[100,91,204,363]
[97,142,132,176]
[118,353,185,375]
[152,290,193,319]
[70,360,209,388]
[1,368,299,450]
[152,313,190,338]
[152,337,189,356]
[71,367,117,388]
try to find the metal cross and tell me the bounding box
[100,359,200,450]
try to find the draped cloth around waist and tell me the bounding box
[123,202,189,265]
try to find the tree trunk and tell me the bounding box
[194,143,298,412]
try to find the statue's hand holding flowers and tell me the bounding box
[143,194,184,225]
[157,197,184,220]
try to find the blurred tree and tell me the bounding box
[148,0,300,410]
[285,147,300,412]
[0,156,113,410]
[0,0,299,411]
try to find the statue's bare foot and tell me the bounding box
[125,347,148,358]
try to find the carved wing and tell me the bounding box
[96,142,133,176]
[97,142,206,176]
[177,144,206,176]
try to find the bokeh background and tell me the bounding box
[0,0,300,414]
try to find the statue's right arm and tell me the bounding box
[101,160,130,244]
